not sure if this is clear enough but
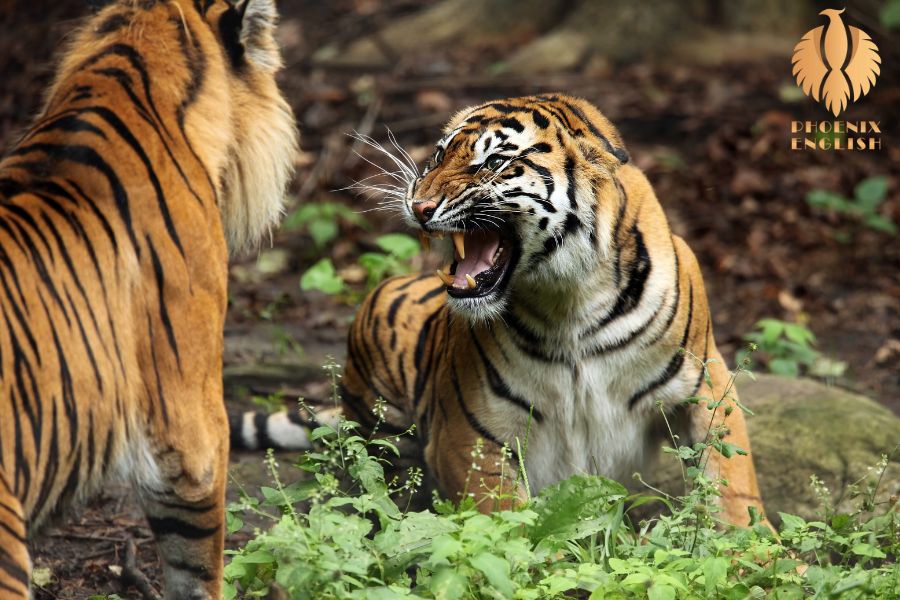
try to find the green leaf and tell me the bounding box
[308,218,339,248]
[430,567,467,600]
[300,258,346,294]
[783,323,815,346]
[703,557,728,595]
[768,358,799,377]
[805,190,848,211]
[778,512,807,532]
[527,475,627,543]
[851,543,886,558]
[225,510,243,534]
[853,176,888,206]
[756,319,785,344]
[648,583,676,600]
[470,553,514,597]
[375,233,421,261]
[864,215,898,235]
[725,583,751,600]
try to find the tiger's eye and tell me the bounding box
[484,155,505,171]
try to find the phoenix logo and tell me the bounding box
[792,8,880,117]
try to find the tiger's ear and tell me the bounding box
[235,0,282,72]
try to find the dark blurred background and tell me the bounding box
[2,0,900,596]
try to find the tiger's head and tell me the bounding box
[405,95,630,322]
[49,0,299,255]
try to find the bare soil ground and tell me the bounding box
[1,1,897,596]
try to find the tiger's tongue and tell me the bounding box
[453,231,500,288]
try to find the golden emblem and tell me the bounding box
[792,8,880,117]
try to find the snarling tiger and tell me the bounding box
[338,94,766,525]
[0,1,297,598]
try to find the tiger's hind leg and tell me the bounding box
[134,412,229,600]
[686,348,766,527]
[0,474,29,600]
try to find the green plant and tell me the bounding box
[299,234,421,296]
[225,358,897,599]
[284,201,370,249]
[358,233,421,289]
[806,176,896,236]
[300,258,347,295]
[740,319,847,378]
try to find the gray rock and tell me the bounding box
[647,375,899,526]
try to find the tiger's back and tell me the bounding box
[0,1,297,597]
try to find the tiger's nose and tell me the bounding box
[412,199,437,224]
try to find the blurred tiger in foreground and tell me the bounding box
[0,0,297,597]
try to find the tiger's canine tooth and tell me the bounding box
[419,232,431,252]
[465,274,476,289]
[435,269,454,286]
[433,232,445,240]
[452,232,466,259]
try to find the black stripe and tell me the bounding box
[412,307,444,405]
[471,334,543,422]
[502,310,555,362]
[95,11,129,34]
[582,223,651,338]
[387,294,406,327]
[165,559,215,582]
[449,365,519,463]
[74,44,172,143]
[416,284,445,304]
[147,237,181,365]
[498,117,524,133]
[10,142,139,254]
[340,387,378,430]
[89,106,185,255]
[627,283,695,410]
[0,519,25,545]
[253,411,273,449]
[0,553,28,588]
[146,516,219,540]
[88,67,209,204]
[156,499,217,513]
[531,109,550,129]
[147,312,170,424]
[518,158,556,213]
[564,156,577,210]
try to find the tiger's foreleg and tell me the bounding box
[423,396,527,514]
[0,472,29,600]
[686,348,766,527]
[136,404,229,600]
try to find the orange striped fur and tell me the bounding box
[0,1,297,597]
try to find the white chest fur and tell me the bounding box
[475,332,698,495]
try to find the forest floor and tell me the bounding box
[1,0,898,597]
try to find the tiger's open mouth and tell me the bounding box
[424,229,516,299]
